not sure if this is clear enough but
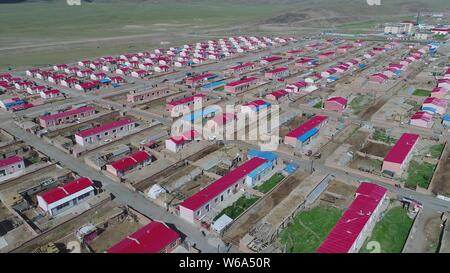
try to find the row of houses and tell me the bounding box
[178,150,278,223]
[39,106,96,128]
[411,67,450,128]
[369,44,429,84]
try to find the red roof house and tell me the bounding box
[382,133,420,176]
[317,182,387,253]
[36,177,95,216]
[107,221,180,253]
[179,157,267,223]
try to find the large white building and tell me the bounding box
[384,23,414,35]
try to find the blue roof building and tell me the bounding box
[245,149,278,187]
[442,114,450,127]
[201,81,226,92]
[182,106,219,123]
[283,163,299,174]
[247,149,278,162]
[327,76,338,82]
[297,128,319,143]
[422,106,437,114]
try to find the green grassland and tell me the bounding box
[1,0,448,70]
[0,1,291,69]
[372,130,397,145]
[255,173,285,193]
[0,2,290,43]
[279,206,342,253]
[405,160,436,189]
[213,195,259,221]
[350,94,371,115]
[361,206,414,253]
[429,144,445,159]
[412,89,432,97]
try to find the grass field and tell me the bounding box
[255,173,285,193]
[350,95,371,115]
[0,2,290,44]
[405,160,436,189]
[372,130,397,145]
[361,206,414,253]
[412,89,432,97]
[313,101,323,109]
[213,195,259,221]
[0,1,291,70]
[279,206,342,253]
[429,144,445,159]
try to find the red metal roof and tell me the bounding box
[384,133,420,164]
[267,67,288,74]
[42,89,61,95]
[167,94,206,107]
[226,77,258,87]
[261,56,283,63]
[0,155,23,168]
[424,97,447,107]
[180,157,267,211]
[76,118,134,138]
[130,150,151,162]
[107,221,180,253]
[286,115,328,138]
[269,89,288,98]
[355,182,388,201]
[40,106,95,122]
[411,111,432,122]
[370,73,389,80]
[38,177,93,205]
[317,183,387,253]
[110,150,151,172]
[187,73,215,82]
[110,157,136,172]
[326,96,348,106]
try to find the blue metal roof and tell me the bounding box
[247,149,278,162]
[247,161,273,179]
[297,127,319,143]
[283,163,298,174]
[182,106,219,122]
[442,115,450,121]
[422,106,436,113]
[327,76,338,81]
[358,63,366,69]
[201,81,226,90]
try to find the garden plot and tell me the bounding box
[223,171,310,245]
[361,202,414,253]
